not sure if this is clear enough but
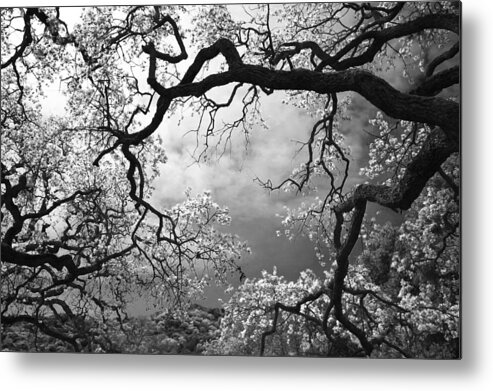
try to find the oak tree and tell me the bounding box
[1,2,459,356]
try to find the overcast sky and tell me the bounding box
[148,87,379,307]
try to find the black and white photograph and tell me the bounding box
[1,1,461,362]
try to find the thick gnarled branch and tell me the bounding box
[158,61,458,140]
[1,242,77,274]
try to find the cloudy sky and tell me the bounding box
[149,87,379,306]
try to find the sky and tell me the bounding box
[153,92,324,304]
[149,88,379,307]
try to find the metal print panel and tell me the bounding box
[0,2,460,358]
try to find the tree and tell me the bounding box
[1,2,459,357]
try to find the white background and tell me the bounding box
[1,1,491,390]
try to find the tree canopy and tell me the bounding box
[1,2,460,357]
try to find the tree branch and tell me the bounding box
[426,41,460,77]
[316,12,459,71]
[160,62,459,141]
[1,242,77,274]
[1,9,34,69]
[410,65,459,96]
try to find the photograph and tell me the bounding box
[1,2,460,359]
